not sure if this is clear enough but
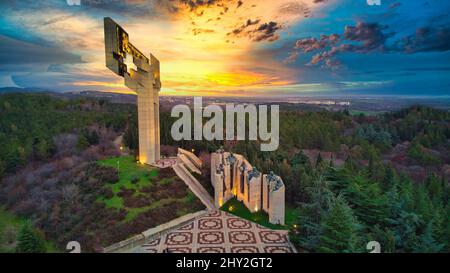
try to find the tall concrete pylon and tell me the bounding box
[104,17,161,164]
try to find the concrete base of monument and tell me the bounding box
[150,157,178,169]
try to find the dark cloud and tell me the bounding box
[0,35,82,65]
[287,22,394,69]
[228,19,282,42]
[343,22,391,52]
[294,34,340,52]
[163,0,234,12]
[228,18,260,36]
[288,15,450,69]
[396,27,450,53]
[248,22,282,42]
[180,0,219,10]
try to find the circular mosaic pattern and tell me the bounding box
[229,231,256,244]
[165,232,193,245]
[264,246,292,253]
[259,231,288,244]
[179,222,194,230]
[142,238,160,247]
[205,210,222,217]
[198,231,225,244]
[164,247,192,253]
[199,218,223,230]
[143,248,158,253]
[197,247,226,253]
[230,246,259,253]
[132,210,297,253]
[227,218,252,229]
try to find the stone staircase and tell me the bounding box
[172,163,215,210]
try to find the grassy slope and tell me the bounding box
[221,198,298,230]
[97,156,202,222]
[97,156,158,210]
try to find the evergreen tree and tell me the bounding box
[123,121,138,151]
[16,221,46,253]
[291,151,309,166]
[0,160,4,180]
[426,173,443,205]
[382,163,396,191]
[316,153,323,168]
[294,174,334,252]
[368,155,375,177]
[367,225,396,253]
[318,195,361,253]
[413,185,433,223]
[413,222,445,253]
[76,134,89,151]
[443,204,450,252]
[342,176,390,228]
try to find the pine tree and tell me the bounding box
[368,225,396,253]
[413,222,445,253]
[294,174,334,251]
[316,153,323,168]
[15,221,46,253]
[342,176,389,228]
[76,134,89,151]
[318,195,361,253]
[443,204,450,252]
[382,163,396,191]
[368,156,375,177]
[0,160,4,180]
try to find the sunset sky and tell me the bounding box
[0,0,449,97]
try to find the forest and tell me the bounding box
[0,93,449,252]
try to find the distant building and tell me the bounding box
[211,149,285,225]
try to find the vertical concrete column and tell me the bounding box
[262,175,269,212]
[269,186,285,225]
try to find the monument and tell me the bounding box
[211,149,285,225]
[104,17,161,165]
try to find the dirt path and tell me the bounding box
[113,134,127,155]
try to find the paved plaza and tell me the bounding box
[131,210,296,253]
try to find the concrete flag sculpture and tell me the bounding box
[104,17,161,165]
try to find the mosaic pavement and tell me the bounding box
[132,210,296,253]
